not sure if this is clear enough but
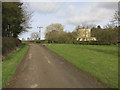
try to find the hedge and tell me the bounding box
[2,37,21,56]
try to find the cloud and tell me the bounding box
[68,5,75,10]
[67,10,111,25]
[57,4,75,18]
[60,2,118,26]
[95,2,118,10]
[28,2,60,14]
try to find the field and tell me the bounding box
[46,44,118,88]
[2,44,29,87]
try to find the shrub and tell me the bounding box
[2,37,21,56]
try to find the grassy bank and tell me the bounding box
[46,44,118,88]
[2,44,29,87]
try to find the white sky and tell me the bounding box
[18,1,118,40]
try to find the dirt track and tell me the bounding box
[5,44,105,88]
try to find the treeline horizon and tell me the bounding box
[45,24,119,45]
[25,10,120,45]
[27,22,119,45]
[44,10,120,45]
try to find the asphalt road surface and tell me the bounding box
[5,44,105,88]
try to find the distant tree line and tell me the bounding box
[45,10,119,45]
[91,25,119,45]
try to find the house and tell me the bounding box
[76,28,96,41]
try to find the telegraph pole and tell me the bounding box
[37,26,43,40]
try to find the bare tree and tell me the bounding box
[111,10,120,26]
[31,32,40,40]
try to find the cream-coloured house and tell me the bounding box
[77,29,96,41]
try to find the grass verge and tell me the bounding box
[2,44,29,87]
[46,44,118,88]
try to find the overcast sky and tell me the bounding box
[19,1,118,40]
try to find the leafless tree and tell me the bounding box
[111,10,120,26]
[31,32,40,40]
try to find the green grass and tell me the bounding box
[46,44,118,88]
[2,44,29,87]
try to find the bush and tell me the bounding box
[2,37,21,56]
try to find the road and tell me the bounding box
[5,44,105,88]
